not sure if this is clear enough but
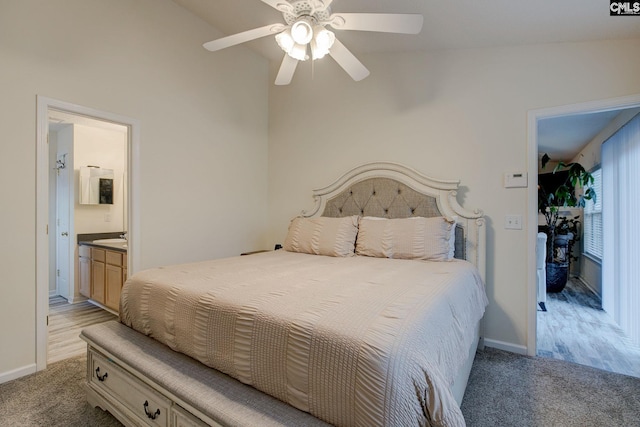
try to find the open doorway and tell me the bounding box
[36,97,140,371]
[47,110,128,363]
[527,94,640,378]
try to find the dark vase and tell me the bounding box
[546,262,568,292]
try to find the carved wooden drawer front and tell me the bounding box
[171,404,216,427]
[89,350,171,426]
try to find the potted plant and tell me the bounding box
[538,154,595,292]
[554,214,581,279]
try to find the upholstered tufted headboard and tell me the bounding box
[301,162,486,281]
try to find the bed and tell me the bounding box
[80,162,487,427]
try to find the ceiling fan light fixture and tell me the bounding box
[276,25,310,61]
[311,25,335,59]
[275,28,295,52]
[203,0,424,85]
[288,43,309,61]
[291,18,314,45]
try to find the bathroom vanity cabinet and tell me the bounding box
[79,244,127,312]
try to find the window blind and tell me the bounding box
[583,168,602,259]
[602,112,640,347]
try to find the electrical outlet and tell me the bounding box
[505,215,522,230]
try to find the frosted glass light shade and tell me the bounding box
[276,21,332,62]
[276,29,294,53]
[288,43,308,61]
[311,26,335,59]
[291,19,313,45]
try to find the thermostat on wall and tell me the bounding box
[504,172,528,188]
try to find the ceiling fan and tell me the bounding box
[203,0,423,85]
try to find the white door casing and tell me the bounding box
[36,96,141,371]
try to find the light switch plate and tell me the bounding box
[505,215,523,230]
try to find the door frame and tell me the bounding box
[36,96,141,370]
[526,93,640,356]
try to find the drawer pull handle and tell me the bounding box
[143,400,161,420]
[95,367,108,382]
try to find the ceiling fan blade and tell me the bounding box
[328,13,424,34]
[260,0,294,13]
[275,55,299,85]
[328,38,370,82]
[315,0,333,10]
[203,24,285,52]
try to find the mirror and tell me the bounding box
[79,166,114,205]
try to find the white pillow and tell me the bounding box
[356,216,455,261]
[283,216,359,257]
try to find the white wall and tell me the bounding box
[268,39,640,352]
[0,0,269,381]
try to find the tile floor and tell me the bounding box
[537,277,640,378]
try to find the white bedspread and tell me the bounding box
[120,251,487,427]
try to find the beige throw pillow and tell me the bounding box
[283,216,359,257]
[356,216,455,261]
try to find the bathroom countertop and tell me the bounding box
[77,232,127,253]
[79,241,127,252]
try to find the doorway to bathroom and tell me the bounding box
[48,110,128,363]
[35,96,140,370]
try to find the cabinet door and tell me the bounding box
[92,260,106,304]
[105,264,123,311]
[79,256,91,298]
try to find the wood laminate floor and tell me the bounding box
[48,296,117,364]
[537,278,640,378]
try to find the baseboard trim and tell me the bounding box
[576,276,601,299]
[0,363,37,385]
[484,338,528,355]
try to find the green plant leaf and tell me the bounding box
[538,154,594,229]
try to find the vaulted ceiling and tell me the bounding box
[175,0,640,60]
[173,0,640,160]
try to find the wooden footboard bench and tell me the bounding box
[80,321,330,427]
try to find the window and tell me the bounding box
[583,167,602,260]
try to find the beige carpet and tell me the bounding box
[0,355,121,427]
[1,347,639,426]
[461,347,640,426]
